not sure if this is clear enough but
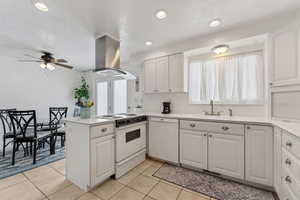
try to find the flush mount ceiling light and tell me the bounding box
[33,0,49,12]
[209,19,222,27]
[145,41,153,46]
[155,10,167,19]
[212,44,230,54]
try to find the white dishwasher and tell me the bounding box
[148,117,179,164]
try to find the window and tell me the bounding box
[96,79,127,115]
[189,52,264,104]
[97,82,108,115]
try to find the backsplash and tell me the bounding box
[142,93,267,117]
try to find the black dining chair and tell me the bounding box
[0,108,17,157]
[49,107,68,150]
[8,110,51,165]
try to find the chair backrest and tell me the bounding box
[0,108,17,135]
[8,110,37,138]
[49,107,68,125]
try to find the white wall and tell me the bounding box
[0,55,81,120]
[125,10,300,117]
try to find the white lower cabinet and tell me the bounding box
[180,130,208,169]
[148,117,179,163]
[91,135,115,187]
[274,127,282,195]
[245,125,273,186]
[208,133,244,179]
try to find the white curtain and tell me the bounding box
[189,52,264,104]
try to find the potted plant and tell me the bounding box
[74,77,94,119]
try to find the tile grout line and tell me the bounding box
[22,172,48,199]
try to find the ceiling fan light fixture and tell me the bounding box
[34,1,49,12]
[40,63,47,69]
[212,44,230,55]
[46,63,55,71]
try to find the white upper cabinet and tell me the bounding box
[169,54,185,92]
[245,125,273,186]
[143,53,186,93]
[271,27,300,86]
[144,59,156,93]
[156,56,169,93]
[208,133,244,179]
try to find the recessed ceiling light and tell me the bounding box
[155,10,167,19]
[212,44,229,54]
[145,41,153,46]
[209,19,222,27]
[34,2,49,12]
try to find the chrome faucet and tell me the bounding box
[210,100,214,115]
[204,100,223,116]
[228,108,233,117]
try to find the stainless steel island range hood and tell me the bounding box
[94,35,136,80]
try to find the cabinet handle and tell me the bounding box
[209,134,213,138]
[101,128,107,132]
[160,118,164,121]
[222,126,229,131]
[247,126,251,130]
[190,123,196,128]
[285,176,292,183]
[285,159,292,165]
[203,133,207,136]
[169,89,172,92]
[286,141,293,147]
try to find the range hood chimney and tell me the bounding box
[94,35,136,80]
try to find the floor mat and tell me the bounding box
[154,164,275,200]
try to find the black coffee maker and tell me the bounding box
[162,102,171,114]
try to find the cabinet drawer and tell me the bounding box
[91,123,114,139]
[282,167,300,199]
[282,148,300,182]
[282,131,300,160]
[180,120,244,135]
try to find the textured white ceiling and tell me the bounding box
[0,0,300,70]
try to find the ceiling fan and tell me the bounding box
[19,51,74,71]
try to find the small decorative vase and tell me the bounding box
[80,107,91,119]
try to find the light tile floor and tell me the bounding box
[0,158,215,200]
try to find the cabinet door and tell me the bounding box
[180,129,208,169]
[274,127,282,194]
[208,133,244,179]
[272,28,299,85]
[148,118,179,163]
[156,56,169,93]
[169,54,184,92]
[144,59,156,93]
[245,125,273,186]
[91,135,115,186]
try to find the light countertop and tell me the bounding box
[64,113,300,138]
[64,117,113,126]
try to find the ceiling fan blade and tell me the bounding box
[18,60,43,62]
[40,50,53,56]
[24,54,40,59]
[55,59,68,63]
[55,63,73,69]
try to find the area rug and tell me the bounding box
[154,164,275,200]
[0,141,65,179]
